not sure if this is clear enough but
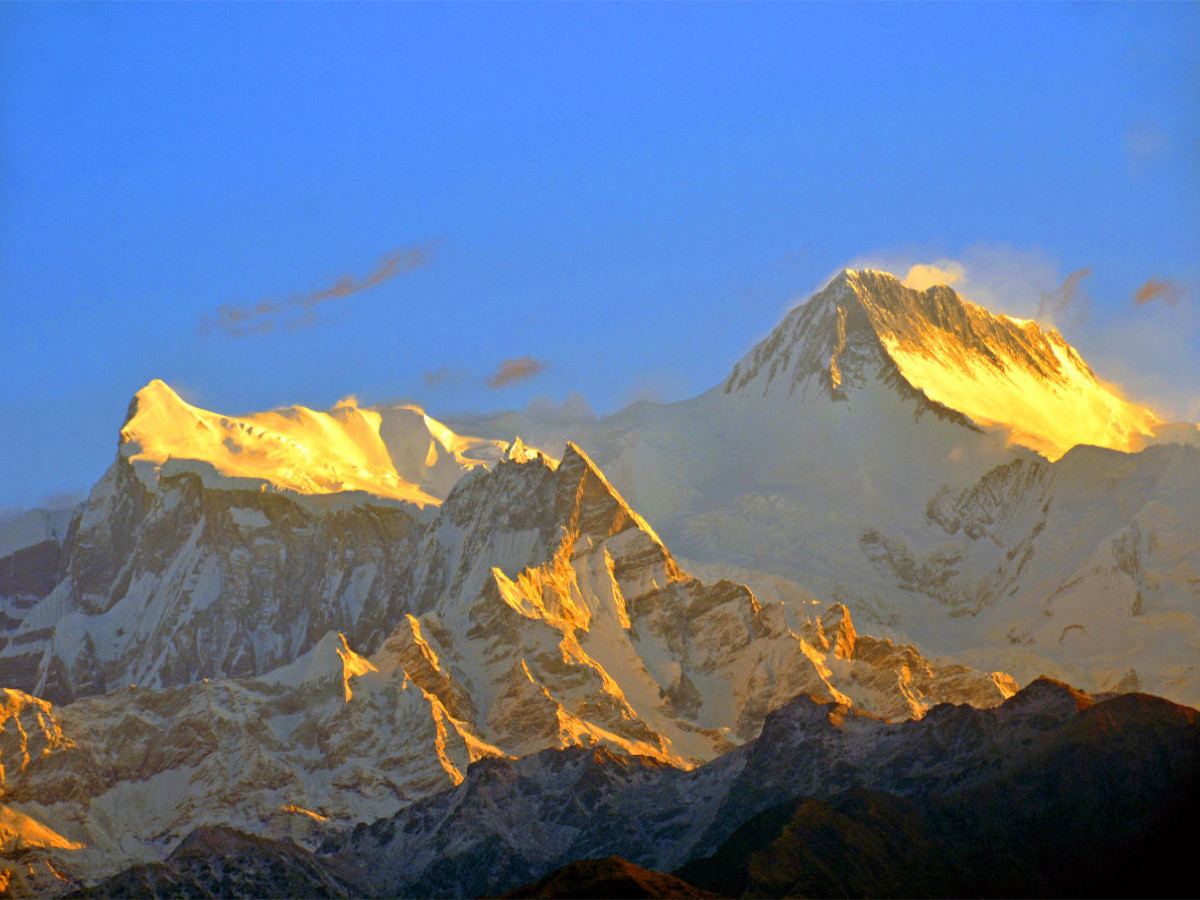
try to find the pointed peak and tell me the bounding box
[137,378,182,398]
[505,435,540,462]
[125,379,192,426]
[823,601,853,622]
[820,603,857,658]
[804,268,862,305]
[555,442,678,569]
[121,380,205,451]
[722,264,1159,458]
[757,690,869,741]
[557,443,637,511]
[558,441,607,481]
[829,267,906,293]
[848,267,902,282]
[721,269,895,399]
[1004,675,1093,715]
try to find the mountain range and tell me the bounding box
[453,269,1200,706]
[71,678,1200,899]
[1,267,1197,896]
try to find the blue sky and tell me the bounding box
[2,2,1198,511]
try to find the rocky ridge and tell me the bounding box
[66,677,1197,899]
[0,454,422,704]
[318,677,1200,898]
[0,423,1014,893]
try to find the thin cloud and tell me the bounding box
[1036,268,1091,325]
[525,392,596,424]
[855,248,1090,327]
[203,243,436,337]
[1124,124,1171,179]
[487,356,546,389]
[622,371,690,406]
[902,261,965,291]
[421,366,467,388]
[847,244,1063,321]
[0,490,86,524]
[1134,278,1184,306]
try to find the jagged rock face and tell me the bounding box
[856,441,1200,702]
[323,679,1200,899]
[380,445,1013,766]
[322,746,681,899]
[0,378,536,704]
[0,456,421,704]
[0,637,504,890]
[675,692,1200,899]
[0,416,1014,723]
[0,525,76,693]
[722,272,974,431]
[0,523,75,623]
[1,270,1194,897]
[68,679,1197,900]
[857,456,1056,618]
[797,604,1016,721]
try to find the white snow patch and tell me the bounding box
[229,507,270,530]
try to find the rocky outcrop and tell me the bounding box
[67,678,1199,899]
[0,456,422,704]
[67,825,366,899]
[378,444,1014,766]
[0,634,504,890]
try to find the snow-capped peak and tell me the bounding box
[117,380,530,506]
[723,269,1161,460]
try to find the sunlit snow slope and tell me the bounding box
[725,270,1161,460]
[852,272,1159,460]
[120,379,520,507]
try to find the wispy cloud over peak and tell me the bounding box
[902,261,965,291]
[1134,277,1185,306]
[524,392,595,424]
[1036,268,1092,327]
[202,243,436,337]
[421,366,468,388]
[487,356,546,389]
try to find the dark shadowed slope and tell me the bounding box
[677,691,1200,898]
[500,856,722,899]
[67,825,368,899]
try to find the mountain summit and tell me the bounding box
[119,380,518,506]
[723,269,1159,460]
